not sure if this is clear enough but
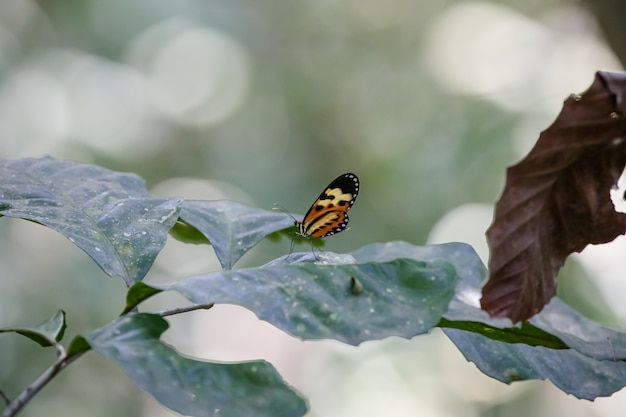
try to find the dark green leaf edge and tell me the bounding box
[169,219,211,245]
[67,335,92,357]
[438,318,568,350]
[123,282,163,315]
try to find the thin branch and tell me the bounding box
[1,348,84,417]
[0,391,9,407]
[2,303,213,416]
[54,342,66,359]
[157,303,214,317]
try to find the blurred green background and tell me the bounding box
[1,0,626,416]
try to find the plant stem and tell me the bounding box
[2,303,214,416]
[0,391,9,406]
[1,348,83,417]
[157,303,214,317]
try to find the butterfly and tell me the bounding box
[296,172,360,238]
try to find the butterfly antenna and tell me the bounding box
[272,203,297,221]
[273,203,299,260]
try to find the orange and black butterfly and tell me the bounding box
[296,173,360,238]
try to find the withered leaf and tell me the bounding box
[481,71,626,323]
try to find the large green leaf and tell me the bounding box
[351,242,495,321]
[0,310,66,347]
[149,242,460,345]
[425,239,626,359]
[424,242,626,399]
[86,313,307,417]
[359,241,626,398]
[363,242,568,349]
[0,156,182,285]
[176,200,294,270]
[445,328,626,400]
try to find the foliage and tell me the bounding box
[2,71,626,416]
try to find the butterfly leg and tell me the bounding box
[309,239,320,261]
[284,236,296,262]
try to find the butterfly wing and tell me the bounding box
[297,173,359,238]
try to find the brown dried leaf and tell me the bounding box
[481,71,626,323]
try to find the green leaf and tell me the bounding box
[438,318,568,349]
[0,310,66,347]
[123,282,163,314]
[367,242,566,349]
[86,314,307,417]
[152,242,460,345]
[178,200,295,270]
[421,241,626,399]
[445,328,626,400]
[169,219,211,245]
[67,335,92,356]
[426,239,626,358]
[0,156,182,285]
[530,298,626,361]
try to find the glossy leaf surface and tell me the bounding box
[177,200,294,270]
[151,242,461,345]
[0,156,182,285]
[86,313,307,417]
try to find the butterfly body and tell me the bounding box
[296,173,359,238]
